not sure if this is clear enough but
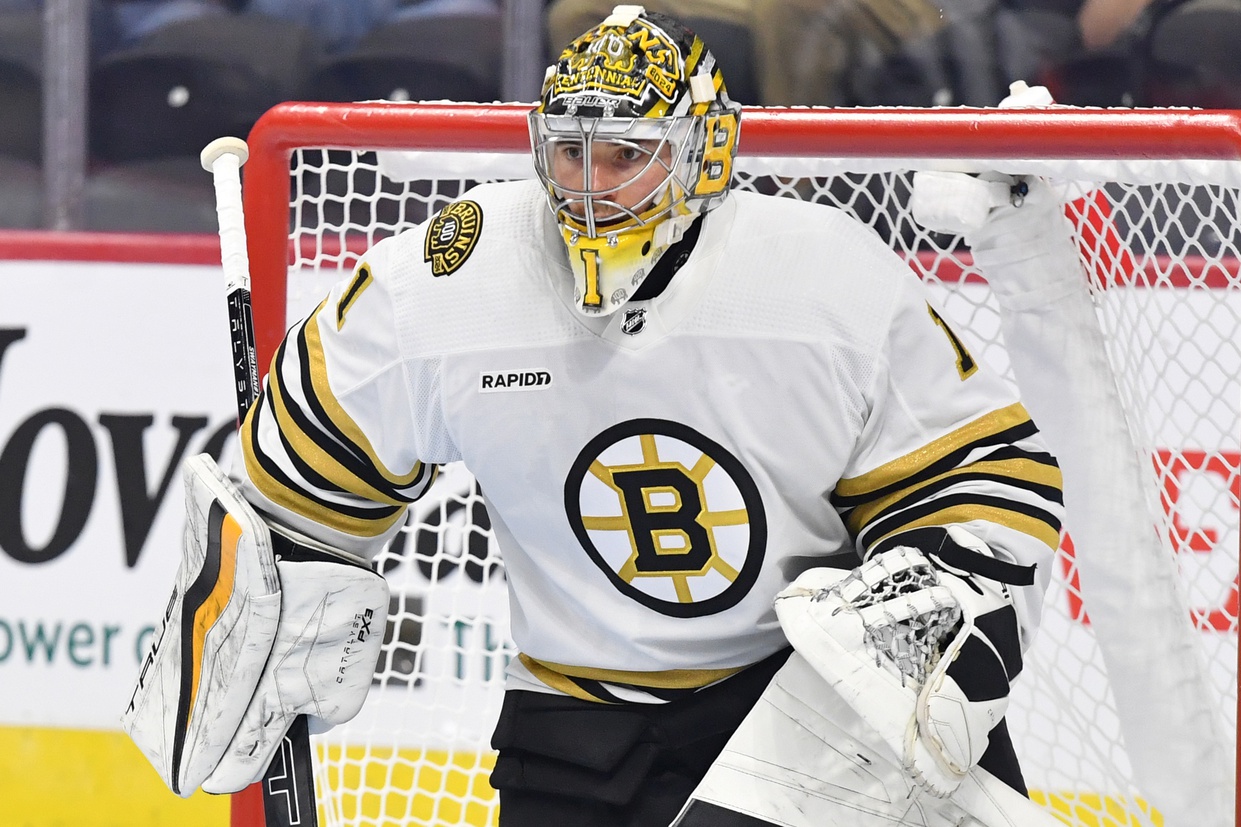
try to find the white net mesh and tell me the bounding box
[262,115,1239,827]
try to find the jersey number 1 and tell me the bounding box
[927,304,978,380]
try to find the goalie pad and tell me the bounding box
[202,528,389,793]
[774,528,1027,797]
[674,651,1062,826]
[121,453,281,797]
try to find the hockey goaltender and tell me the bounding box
[122,5,1068,826]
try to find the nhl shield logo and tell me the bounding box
[621,308,646,335]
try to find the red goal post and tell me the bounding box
[234,101,1241,827]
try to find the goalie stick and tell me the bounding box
[201,136,319,827]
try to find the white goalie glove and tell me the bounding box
[774,527,1029,797]
[122,453,389,796]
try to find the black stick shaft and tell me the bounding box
[227,286,259,423]
[205,137,318,827]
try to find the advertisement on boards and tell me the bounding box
[0,254,238,730]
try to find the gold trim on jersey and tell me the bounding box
[241,396,409,538]
[871,503,1062,552]
[520,653,747,703]
[336,263,373,330]
[834,403,1035,501]
[927,304,978,380]
[303,306,430,490]
[518,656,605,702]
[268,360,410,507]
[843,457,1063,537]
[240,309,438,538]
[832,403,1062,552]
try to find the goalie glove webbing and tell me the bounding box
[775,527,1030,796]
[877,525,1030,689]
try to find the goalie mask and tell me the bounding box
[529,5,742,316]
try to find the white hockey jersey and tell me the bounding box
[234,180,1064,703]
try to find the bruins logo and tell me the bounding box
[424,200,482,276]
[565,419,766,617]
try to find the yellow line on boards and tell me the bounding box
[0,725,228,827]
[0,725,1165,827]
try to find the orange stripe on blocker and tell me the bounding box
[188,512,242,730]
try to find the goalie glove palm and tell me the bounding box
[775,537,1020,797]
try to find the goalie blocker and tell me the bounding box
[122,453,389,796]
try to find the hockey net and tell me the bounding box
[235,102,1240,827]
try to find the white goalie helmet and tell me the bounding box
[529,5,742,316]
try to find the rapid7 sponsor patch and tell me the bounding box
[479,370,553,392]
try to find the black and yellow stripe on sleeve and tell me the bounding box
[242,306,436,538]
[831,403,1064,553]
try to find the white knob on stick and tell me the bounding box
[201,135,259,417]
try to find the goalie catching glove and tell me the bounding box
[121,453,389,796]
[775,526,1030,797]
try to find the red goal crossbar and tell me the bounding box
[242,102,1241,377]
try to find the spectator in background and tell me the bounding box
[244,0,398,53]
[992,0,1159,106]
[750,0,946,106]
[0,0,123,60]
[109,0,234,47]
[104,0,467,56]
[1076,0,1153,47]
[547,0,750,53]
[390,0,500,19]
[545,0,946,106]
[246,0,500,54]
[747,0,854,105]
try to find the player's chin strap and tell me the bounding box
[775,526,1032,797]
[122,453,389,797]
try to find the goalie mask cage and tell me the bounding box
[232,101,1241,827]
